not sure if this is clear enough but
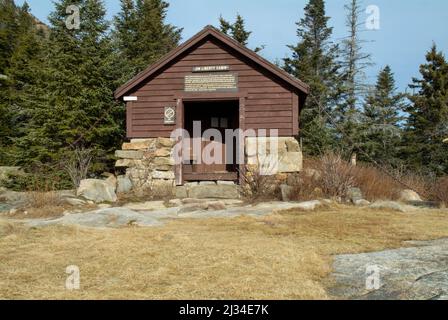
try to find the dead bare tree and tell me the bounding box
[62,147,93,188]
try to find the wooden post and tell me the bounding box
[239,97,246,186]
[292,93,299,136]
[126,101,133,138]
[175,98,184,186]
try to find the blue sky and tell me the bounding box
[17,0,448,92]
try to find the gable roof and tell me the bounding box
[114,25,309,99]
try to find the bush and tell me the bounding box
[351,165,401,201]
[291,152,434,202]
[289,172,323,201]
[315,152,355,199]
[431,177,448,206]
[238,164,281,201]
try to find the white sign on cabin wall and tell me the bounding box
[164,106,176,124]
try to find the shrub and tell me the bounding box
[289,172,323,201]
[315,152,355,199]
[62,147,93,189]
[238,164,281,201]
[351,165,401,201]
[431,177,448,206]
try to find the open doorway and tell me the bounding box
[183,100,240,182]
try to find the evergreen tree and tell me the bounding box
[283,0,340,155]
[0,0,46,165]
[361,66,404,165]
[404,44,448,175]
[113,0,182,81]
[15,0,124,182]
[337,0,372,158]
[219,14,264,52]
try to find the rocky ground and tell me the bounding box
[328,238,448,300]
[10,199,325,228]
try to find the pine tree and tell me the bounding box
[337,0,372,158]
[113,0,137,82]
[114,0,182,81]
[219,14,264,52]
[283,0,340,155]
[15,0,124,182]
[361,66,404,165]
[404,44,448,175]
[0,0,46,165]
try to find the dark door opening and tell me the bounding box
[183,100,239,181]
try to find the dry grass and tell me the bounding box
[351,165,401,201]
[1,206,448,300]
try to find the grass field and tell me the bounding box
[1,205,448,299]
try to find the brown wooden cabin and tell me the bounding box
[114,25,309,186]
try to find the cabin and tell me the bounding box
[114,26,309,195]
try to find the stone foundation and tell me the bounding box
[245,137,303,173]
[115,138,176,194]
[115,136,302,196]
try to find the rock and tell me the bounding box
[123,201,166,211]
[178,203,209,213]
[115,150,144,159]
[152,170,175,180]
[175,186,188,199]
[117,176,133,194]
[222,199,244,206]
[98,204,112,209]
[285,138,300,152]
[115,159,139,168]
[188,184,239,199]
[151,180,175,197]
[105,175,117,189]
[64,197,87,206]
[399,189,423,202]
[295,200,322,211]
[154,148,171,157]
[199,181,216,186]
[168,199,182,207]
[77,179,117,203]
[32,207,162,228]
[217,181,236,185]
[354,199,371,206]
[156,137,175,148]
[154,164,173,171]
[122,139,154,150]
[347,187,363,203]
[0,166,24,182]
[207,201,226,211]
[185,182,199,187]
[329,238,448,300]
[55,190,76,198]
[278,152,303,173]
[153,157,175,166]
[280,184,294,202]
[181,198,208,204]
[369,201,417,213]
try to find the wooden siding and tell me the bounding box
[127,37,298,138]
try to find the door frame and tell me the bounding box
[174,91,247,186]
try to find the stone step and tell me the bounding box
[176,184,239,199]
